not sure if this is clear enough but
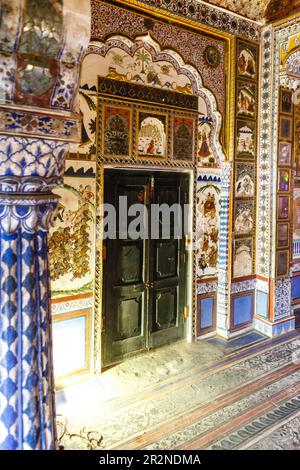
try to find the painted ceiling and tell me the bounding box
[203,0,300,22]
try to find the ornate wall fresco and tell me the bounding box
[196,174,221,280]
[50,160,96,297]
[232,39,259,285]
[90,1,227,119]
[50,0,238,368]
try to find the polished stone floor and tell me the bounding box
[56,330,300,450]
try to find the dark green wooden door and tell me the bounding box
[103,170,188,367]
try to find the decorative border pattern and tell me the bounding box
[0,108,81,143]
[111,0,261,41]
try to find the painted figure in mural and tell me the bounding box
[246,56,255,77]
[236,174,254,198]
[198,131,211,158]
[237,125,255,158]
[238,88,255,116]
[235,207,253,235]
[197,186,220,277]
[203,193,216,218]
[147,139,156,154]
[138,115,166,157]
[238,50,256,79]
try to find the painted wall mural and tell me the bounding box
[90,1,228,116]
[196,174,221,279]
[172,116,195,161]
[50,160,96,297]
[232,39,259,282]
[235,164,255,198]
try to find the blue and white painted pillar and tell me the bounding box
[0,138,69,450]
[0,0,91,450]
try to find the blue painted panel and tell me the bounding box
[200,297,214,329]
[233,294,253,326]
[292,276,300,300]
[256,291,269,318]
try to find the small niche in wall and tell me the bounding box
[231,292,254,330]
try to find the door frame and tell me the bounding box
[101,165,194,368]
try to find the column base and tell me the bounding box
[254,316,296,338]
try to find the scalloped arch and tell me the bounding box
[84,33,226,165]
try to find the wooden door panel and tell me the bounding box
[116,241,143,285]
[115,295,143,341]
[103,173,149,366]
[155,240,178,279]
[153,288,177,331]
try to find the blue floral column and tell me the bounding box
[0,0,90,450]
[0,138,69,449]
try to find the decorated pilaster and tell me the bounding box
[216,162,233,338]
[0,1,90,450]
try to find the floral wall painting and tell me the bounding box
[198,122,215,166]
[276,251,289,278]
[50,160,96,297]
[277,223,289,249]
[280,116,293,141]
[103,105,131,158]
[278,142,292,165]
[137,111,167,158]
[280,89,293,115]
[196,180,220,279]
[235,163,255,198]
[236,121,255,159]
[233,238,253,279]
[278,195,290,221]
[237,82,256,118]
[234,201,254,236]
[172,116,195,161]
[77,85,97,159]
[278,169,290,192]
[238,46,256,80]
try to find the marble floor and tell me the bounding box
[56,329,300,450]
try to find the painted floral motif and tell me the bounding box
[49,162,96,296]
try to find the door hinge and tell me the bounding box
[184,306,190,319]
